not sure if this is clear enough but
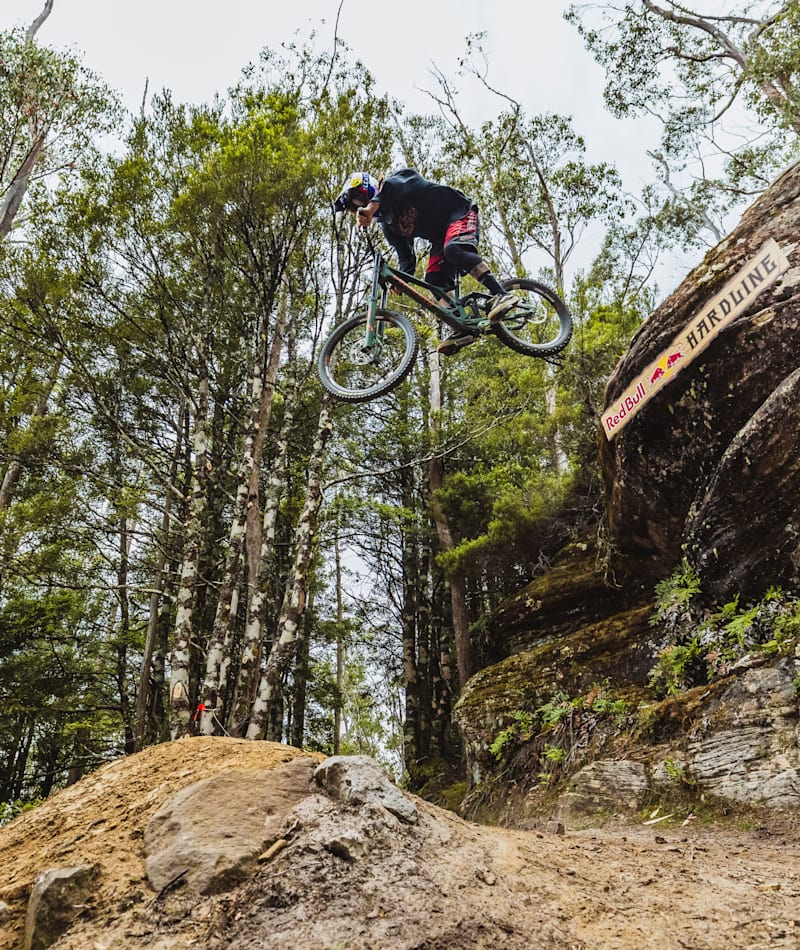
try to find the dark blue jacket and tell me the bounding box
[373,168,472,273]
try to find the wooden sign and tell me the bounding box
[602,239,791,440]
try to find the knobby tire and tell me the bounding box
[317,309,419,403]
[492,278,572,357]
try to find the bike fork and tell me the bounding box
[362,262,389,348]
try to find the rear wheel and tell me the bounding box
[317,309,418,403]
[492,279,572,356]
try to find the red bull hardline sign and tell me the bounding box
[602,238,791,440]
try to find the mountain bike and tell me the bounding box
[317,231,573,403]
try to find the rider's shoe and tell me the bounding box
[437,332,475,356]
[487,292,519,323]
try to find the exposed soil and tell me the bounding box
[2,737,800,949]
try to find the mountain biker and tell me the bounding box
[333,169,518,355]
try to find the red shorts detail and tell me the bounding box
[444,207,479,247]
[425,206,480,288]
[426,252,446,274]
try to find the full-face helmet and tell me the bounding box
[333,171,377,212]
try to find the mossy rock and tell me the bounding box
[483,541,652,663]
[456,603,656,780]
[407,756,466,813]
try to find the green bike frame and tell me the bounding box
[361,241,491,347]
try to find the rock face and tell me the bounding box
[682,656,800,808]
[600,160,800,602]
[454,545,655,787]
[555,760,649,825]
[479,543,650,663]
[24,865,98,950]
[314,755,419,824]
[684,365,800,598]
[142,754,422,897]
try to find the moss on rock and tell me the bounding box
[456,603,656,783]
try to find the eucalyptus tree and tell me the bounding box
[0,2,120,240]
[566,1,800,223]
[0,228,131,798]
[183,94,323,737]
[187,40,398,740]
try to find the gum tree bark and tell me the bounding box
[333,521,345,754]
[198,306,286,734]
[246,397,335,740]
[134,400,185,751]
[227,356,298,736]
[0,2,51,240]
[426,349,474,691]
[169,356,210,739]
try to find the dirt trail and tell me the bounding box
[2,738,799,949]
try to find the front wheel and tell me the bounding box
[492,278,572,357]
[317,309,419,403]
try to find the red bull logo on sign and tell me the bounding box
[604,382,646,435]
[601,238,790,440]
[649,349,685,385]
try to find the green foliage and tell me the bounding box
[536,691,574,729]
[489,682,630,789]
[653,560,703,617]
[566,2,800,235]
[662,758,695,788]
[648,635,708,696]
[542,743,567,764]
[489,711,535,761]
[0,797,43,827]
[648,568,800,697]
[0,25,121,237]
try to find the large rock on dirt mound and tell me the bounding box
[600,160,800,601]
[144,757,316,894]
[314,755,419,823]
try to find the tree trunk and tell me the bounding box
[246,399,334,740]
[198,366,261,735]
[290,595,312,749]
[0,2,54,239]
[244,297,290,591]
[115,514,135,754]
[333,522,344,755]
[426,349,474,690]
[199,309,286,734]
[26,0,54,41]
[169,367,210,739]
[9,721,35,802]
[0,131,46,242]
[400,464,422,768]
[134,402,185,750]
[149,571,174,743]
[228,357,298,736]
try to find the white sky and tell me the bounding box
[9,1,660,183]
[9,0,678,282]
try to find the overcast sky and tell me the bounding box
[10,1,662,181]
[9,0,680,283]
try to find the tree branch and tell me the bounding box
[26,0,54,42]
[642,0,748,69]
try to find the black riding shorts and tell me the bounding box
[425,206,482,290]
